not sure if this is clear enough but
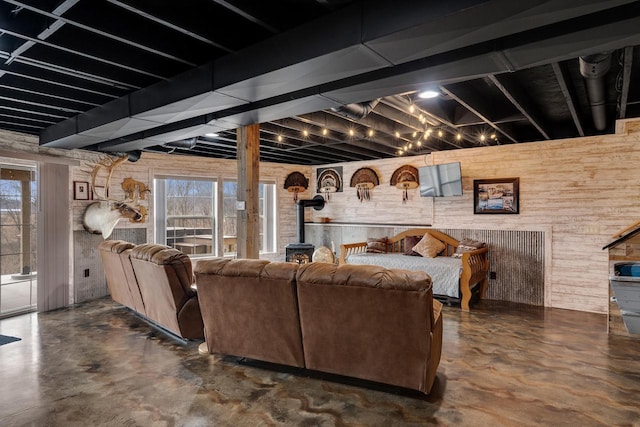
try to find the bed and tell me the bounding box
[339,229,489,311]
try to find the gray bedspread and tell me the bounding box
[346,253,462,298]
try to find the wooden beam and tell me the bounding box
[618,47,634,119]
[552,62,585,137]
[440,85,519,143]
[236,124,260,259]
[489,74,551,140]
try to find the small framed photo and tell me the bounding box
[74,181,90,200]
[474,178,519,214]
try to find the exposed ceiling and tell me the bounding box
[1,0,640,165]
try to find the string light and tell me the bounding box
[349,129,355,137]
[491,133,497,140]
[322,128,328,136]
[395,131,400,138]
[408,143,413,149]
[303,130,309,137]
[397,149,403,155]
[456,133,462,141]
[409,104,415,113]
[412,131,417,138]
[368,129,374,137]
[437,130,443,137]
[277,135,283,142]
[417,141,422,147]
[480,134,486,142]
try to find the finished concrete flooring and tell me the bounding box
[1,297,640,426]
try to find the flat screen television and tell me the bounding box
[419,162,463,197]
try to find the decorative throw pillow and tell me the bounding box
[412,234,446,258]
[452,238,486,258]
[366,237,388,253]
[404,235,422,256]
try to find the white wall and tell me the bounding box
[308,119,640,314]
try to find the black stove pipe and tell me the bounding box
[296,195,325,243]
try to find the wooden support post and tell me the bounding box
[236,124,260,259]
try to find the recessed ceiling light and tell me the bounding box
[418,90,439,99]
[205,132,219,137]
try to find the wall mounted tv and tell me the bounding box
[419,162,463,197]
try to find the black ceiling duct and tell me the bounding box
[331,99,380,120]
[579,53,611,131]
[165,138,198,150]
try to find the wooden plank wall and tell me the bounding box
[310,120,640,314]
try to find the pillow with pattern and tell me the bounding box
[404,235,422,256]
[452,238,486,258]
[366,237,388,253]
[412,234,446,258]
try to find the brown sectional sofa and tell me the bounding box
[98,240,204,340]
[194,258,443,394]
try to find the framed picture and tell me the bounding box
[474,178,519,214]
[74,181,90,200]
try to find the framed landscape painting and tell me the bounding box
[474,178,519,214]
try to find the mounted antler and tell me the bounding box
[82,155,148,238]
[89,155,128,200]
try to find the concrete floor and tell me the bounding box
[1,297,640,426]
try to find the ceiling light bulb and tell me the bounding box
[303,130,309,137]
[438,130,443,137]
[322,128,328,136]
[491,133,497,139]
[456,133,462,140]
[368,129,374,137]
[409,104,415,113]
[418,90,439,99]
[205,132,219,138]
[349,129,355,136]
[417,141,422,147]
[277,135,283,142]
[480,134,486,141]
[412,131,417,138]
[427,128,432,134]
[397,150,403,155]
[408,143,413,149]
[395,131,400,138]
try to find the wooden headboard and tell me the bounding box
[387,228,460,257]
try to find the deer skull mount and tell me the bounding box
[82,155,149,239]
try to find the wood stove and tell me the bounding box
[285,196,325,264]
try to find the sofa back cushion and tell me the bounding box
[296,263,436,392]
[194,258,305,367]
[98,240,139,310]
[129,244,195,337]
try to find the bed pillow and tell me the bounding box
[404,235,422,256]
[366,237,388,253]
[452,238,487,258]
[412,234,446,258]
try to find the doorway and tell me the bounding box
[0,160,37,318]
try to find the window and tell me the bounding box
[0,163,37,318]
[222,180,277,255]
[154,177,217,255]
[155,176,277,256]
